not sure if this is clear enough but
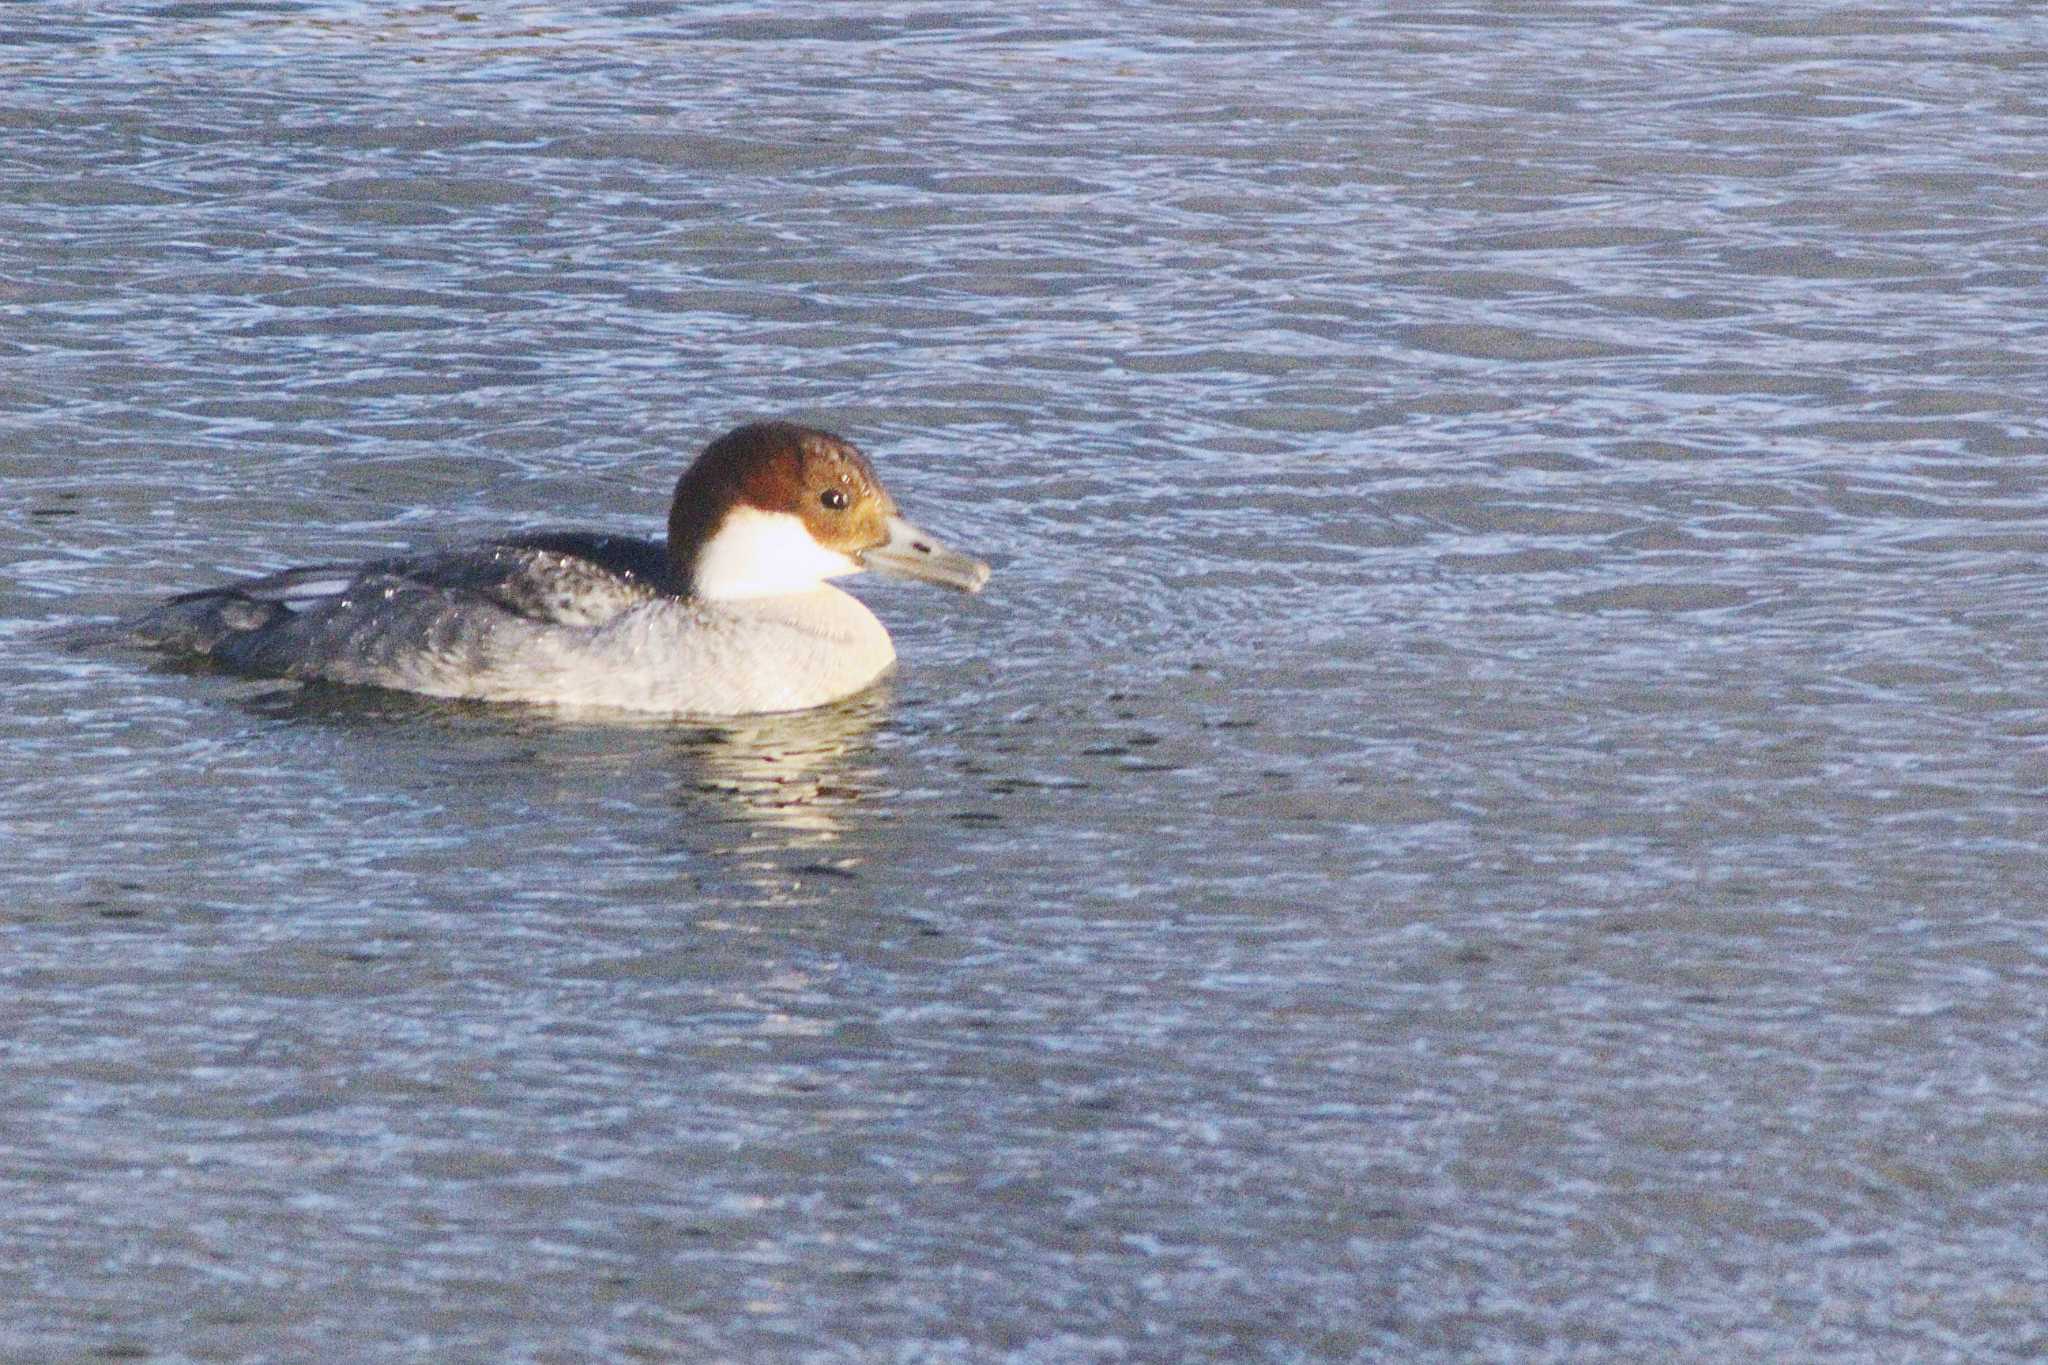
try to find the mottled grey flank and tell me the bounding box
[4,2,2046,1362]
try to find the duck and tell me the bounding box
[131,421,989,715]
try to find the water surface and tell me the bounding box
[3,2,2046,1360]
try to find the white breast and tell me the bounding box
[439,585,897,715]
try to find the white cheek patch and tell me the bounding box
[689,507,861,600]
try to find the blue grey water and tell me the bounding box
[3,2,2045,1360]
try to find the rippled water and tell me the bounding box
[5,2,2047,1360]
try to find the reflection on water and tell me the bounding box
[669,686,888,840]
[245,670,893,844]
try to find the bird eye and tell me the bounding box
[820,487,849,510]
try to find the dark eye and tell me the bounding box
[820,487,849,511]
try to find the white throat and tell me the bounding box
[687,506,862,600]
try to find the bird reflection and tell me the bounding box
[223,675,891,911]
[243,671,889,844]
[664,684,887,840]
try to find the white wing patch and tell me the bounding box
[264,576,355,604]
